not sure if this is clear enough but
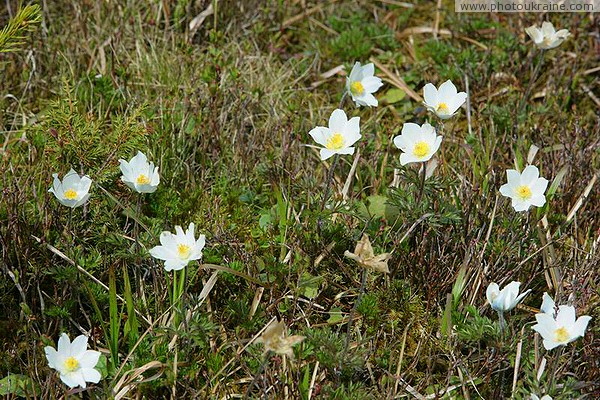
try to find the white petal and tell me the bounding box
[529,194,546,208]
[499,183,512,198]
[525,26,543,44]
[506,169,521,186]
[430,135,443,156]
[512,199,530,212]
[532,313,557,338]
[360,93,378,107]
[541,21,555,36]
[521,165,540,186]
[450,92,467,114]
[438,80,458,100]
[362,76,383,93]
[62,169,81,189]
[328,109,348,133]
[70,335,88,358]
[362,63,375,77]
[319,148,336,160]
[400,153,419,166]
[348,62,361,82]
[486,283,499,306]
[309,127,330,147]
[78,350,101,369]
[81,368,101,384]
[59,372,81,388]
[571,316,592,339]
[532,177,549,196]
[542,338,562,351]
[401,123,422,143]
[57,333,71,353]
[555,305,576,326]
[393,135,408,151]
[149,245,175,261]
[165,258,186,271]
[336,147,355,156]
[540,293,556,316]
[423,83,438,108]
[45,346,59,369]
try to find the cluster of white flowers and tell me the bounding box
[49,151,161,208]
[44,19,581,393]
[46,151,206,389]
[486,282,591,350]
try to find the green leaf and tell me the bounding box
[380,88,406,104]
[298,272,323,300]
[327,307,344,324]
[0,374,38,397]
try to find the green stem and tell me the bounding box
[339,268,369,377]
[320,154,339,212]
[415,162,427,207]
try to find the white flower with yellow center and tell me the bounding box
[486,281,530,313]
[44,333,101,389]
[48,169,92,208]
[532,294,591,350]
[525,22,570,50]
[119,151,160,193]
[423,80,467,119]
[149,222,205,271]
[499,165,548,212]
[308,109,361,161]
[346,62,383,107]
[393,122,442,165]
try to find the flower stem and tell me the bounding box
[548,346,564,394]
[515,49,545,133]
[415,162,427,207]
[320,154,339,212]
[244,353,271,399]
[338,91,347,109]
[339,268,369,377]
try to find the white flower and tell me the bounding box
[499,165,549,212]
[346,62,383,107]
[119,151,160,193]
[308,109,361,161]
[525,22,570,50]
[149,222,205,271]
[44,333,101,389]
[532,298,592,350]
[393,122,442,165]
[48,169,92,208]
[486,281,531,313]
[422,80,467,119]
[530,395,552,400]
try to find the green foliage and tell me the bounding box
[386,168,462,229]
[455,305,499,343]
[0,4,41,53]
[329,10,397,60]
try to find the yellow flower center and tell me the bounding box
[136,174,151,185]
[413,141,431,158]
[350,81,364,96]
[64,189,78,200]
[516,185,532,200]
[177,244,191,260]
[326,133,345,150]
[554,327,569,343]
[437,102,449,114]
[63,357,79,372]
